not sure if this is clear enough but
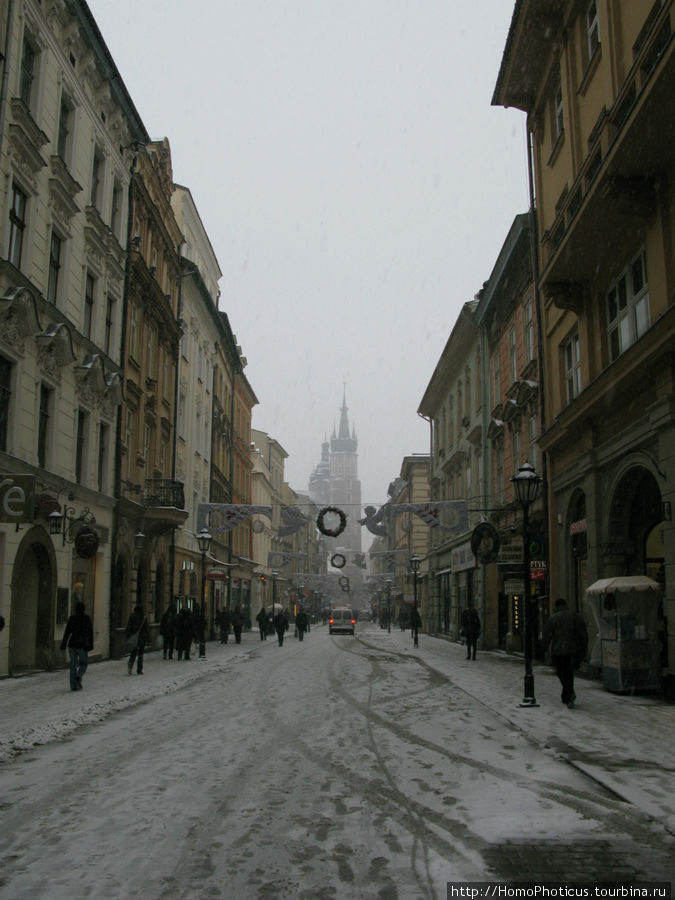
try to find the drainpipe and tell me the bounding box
[418,411,434,631]
[527,122,551,634]
[170,240,186,616]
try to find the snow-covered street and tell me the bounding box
[1,626,673,899]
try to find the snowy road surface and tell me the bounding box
[0,625,673,899]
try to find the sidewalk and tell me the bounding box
[1,627,673,835]
[365,628,675,835]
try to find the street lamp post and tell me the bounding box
[272,570,279,619]
[410,554,420,648]
[510,461,543,707]
[197,528,212,659]
[386,578,392,633]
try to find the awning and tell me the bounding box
[586,575,661,594]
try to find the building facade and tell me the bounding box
[111,138,187,655]
[494,0,674,692]
[0,0,147,674]
[418,301,485,643]
[474,213,546,653]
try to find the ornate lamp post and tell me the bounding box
[197,528,212,658]
[510,461,543,707]
[410,554,420,648]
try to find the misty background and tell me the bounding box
[88,0,529,505]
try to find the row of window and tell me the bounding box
[0,356,112,491]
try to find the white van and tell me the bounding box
[329,608,355,635]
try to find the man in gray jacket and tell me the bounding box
[542,598,588,708]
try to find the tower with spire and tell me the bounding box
[309,387,362,556]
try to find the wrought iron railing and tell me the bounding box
[144,478,185,509]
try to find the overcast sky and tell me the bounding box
[88,0,529,506]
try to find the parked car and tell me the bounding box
[329,608,356,635]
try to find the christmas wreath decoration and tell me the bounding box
[331,552,346,569]
[317,506,346,538]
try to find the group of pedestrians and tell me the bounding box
[59,594,588,710]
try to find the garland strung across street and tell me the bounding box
[317,506,347,537]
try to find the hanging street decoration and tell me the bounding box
[470,522,501,565]
[197,502,272,534]
[317,506,347,537]
[352,552,367,569]
[330,553,346,569]
[358,505,387,536]
[268,550,308,567]
[278,505,309,537]
[390,500,468,533]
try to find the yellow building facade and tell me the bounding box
[494,0,675,694]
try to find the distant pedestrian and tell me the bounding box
[176,603,193,660]
[231,606,244,644]
[542,598,588,708]
[273,609,286,646]
[160,601,177,659]
[256,606,268,640]
[217,607,231,643]
[296,608,308,641]
[60,601,94,691]
[125,604,150,675]
[193,602,207,658]
[460,607,481,660]
[410,605,422,648]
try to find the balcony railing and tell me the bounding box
[144,479,185,509]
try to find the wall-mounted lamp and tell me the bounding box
[48,505,96,546]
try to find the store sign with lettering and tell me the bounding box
[0,475,35,523]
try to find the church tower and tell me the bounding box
[309,388,362,555]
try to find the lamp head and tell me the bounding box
[510,461,542,507]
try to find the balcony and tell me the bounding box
[144,478,185,509]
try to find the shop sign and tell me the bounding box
[499,536,523,563]
[530,560,547,581]
[451,541,476,572]
[0,474,35,523]
[206,566,229,580]
[570,519,587,535]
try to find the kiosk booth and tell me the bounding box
[585,576,662,693]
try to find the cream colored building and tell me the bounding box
[0,0,147,674]
[250,428,288,613]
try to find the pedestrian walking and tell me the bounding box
[542,598,589,708]
[125,604,150,675]
[60,601,94,691]
[256,606,268,640]
[273,609,286,646]
[193,602,207,658]
[296,608,308,642]
[160,600,177,659]
[217,607,231,643]
[410,604,422,648]
[176,602,193,660]
[460,607,481,660]
[231,606,244,644]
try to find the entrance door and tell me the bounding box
[10,540,53,674]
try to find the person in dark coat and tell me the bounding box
[542,598,588,708]
[231,606,244,644]
[295,608,308,641]
[256,606,268,640]
[175,603,193,661]
[126,603,150,675]
[60,601,94,690]
[192,602,207,658]
[217,607,231,643]
[160,601,177,659]
[273,609,286,646]
[410,604,422,648]
[460,607,481,660]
